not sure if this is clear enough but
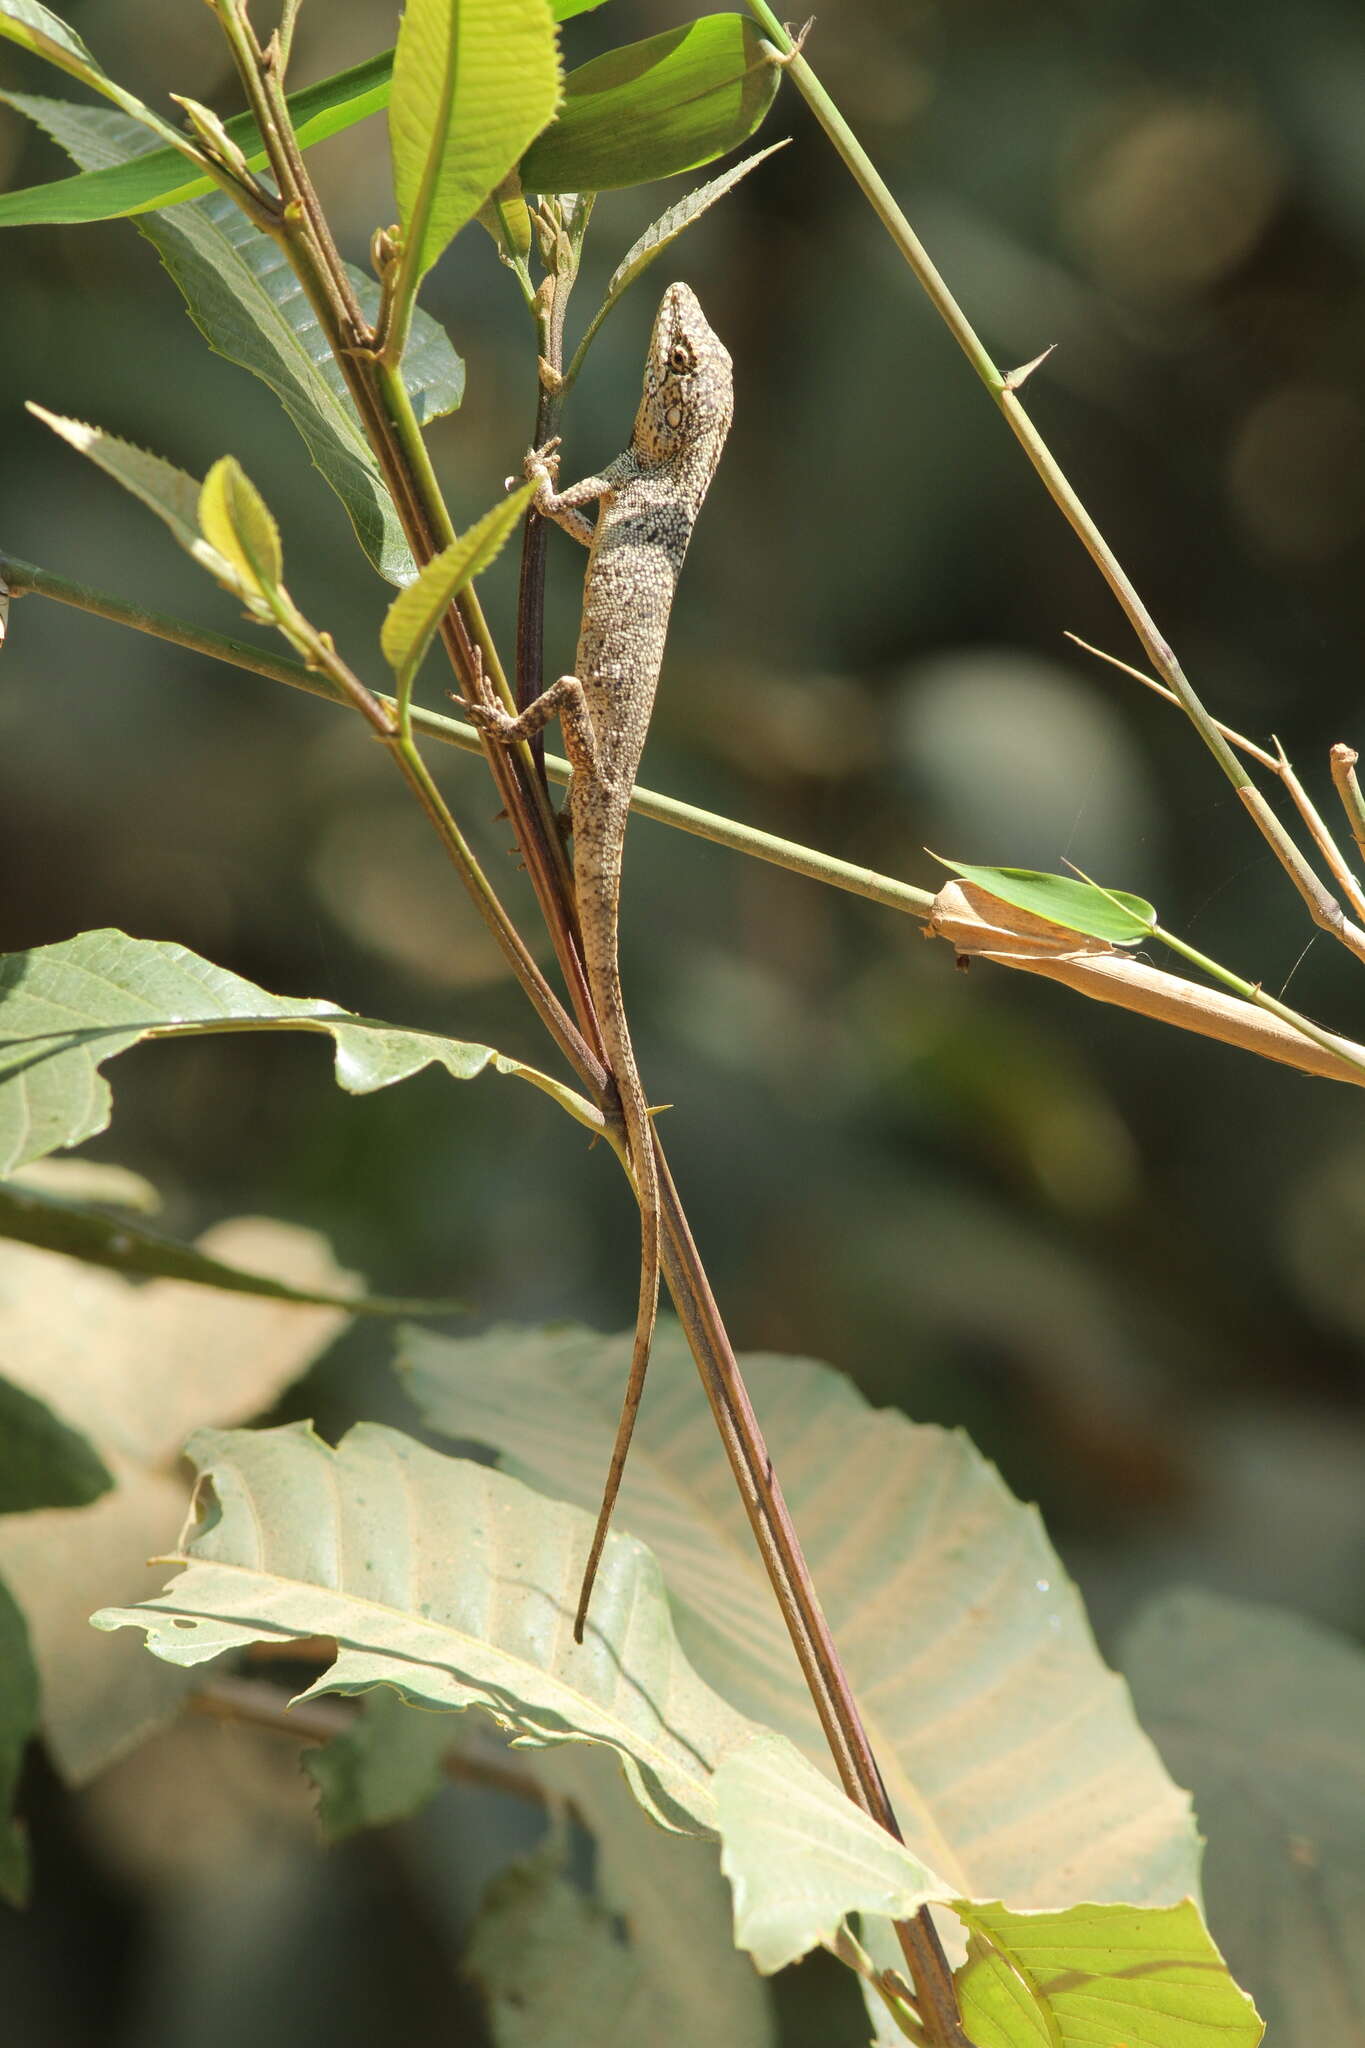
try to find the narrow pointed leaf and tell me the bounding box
[1121,1590,1365,2042]
[381,481,535,686]
[932,858,1156,945]
[0,1178,462,1316]
[570,142,787,375]
[0,0,197,153]
[9,94,463,582]
[389,0,561,286]
[400,1325,1201,1915]
[93,1422,760,1834]
[199,456,284,599]
[521,15,779,194]
[0,929,597,1175]
[27,407,227,572]
[715,1731,950,1974]
[0,1373,112,1513]
[954,1899,1262,2048]
[0,1580,38,1906]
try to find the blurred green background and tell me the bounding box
[3,0,1365,2040]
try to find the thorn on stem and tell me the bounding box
[1003,343,1057,393]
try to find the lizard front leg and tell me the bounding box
[524,444,635,549]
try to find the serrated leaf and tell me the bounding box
[521,15,779,194]
[0,1218,356,1779]
[714,1731,949,1974]
[0,929,596,1175]
[399,1325,1201,1926]
[8,95,463,584]
[1121,1590,1365,2045]
[0,1578,38,1906]
[954,1899,1262,2048]
[0,1,195,156]
[27,406,228,573]
[0,0,95,75]
[932,858,1156,945]
[199,456,284,600]
[0,1176,461,1316]
[0,1373,112,1514]
[389,0,561,288]
[93,1421,760,1834]
[0,51,393,226]
[381,482,535,687]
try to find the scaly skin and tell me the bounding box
[469,282,733,1636]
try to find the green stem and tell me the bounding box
[0,554,934,920]
[749,4,1365,971]
[1151,924,1365,1079]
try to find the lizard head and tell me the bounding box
[633,281,734,470]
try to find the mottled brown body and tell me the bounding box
[470,282,733,1635]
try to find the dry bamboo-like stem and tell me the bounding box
[929,880,1365,1088]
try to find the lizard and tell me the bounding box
[465,280,734,1639]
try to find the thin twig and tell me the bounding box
[1068,634,1365,933]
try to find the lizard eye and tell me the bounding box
[668,341,695,373]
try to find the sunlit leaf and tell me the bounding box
[521,15,779,194]
[931,857,1155,945]
[94,1422,759,1834]
[570,142,786,373]
[0,53,392,225]
[9,93,463,581]
[714,1730,948,1974]
[381,482,536,688]
[389,0,561,287]
[954,1898,1262,2048]
[400,1325,1201,1927]
[1122,1589,1365,2044]
[0,928,596,1175]
[199,456,284,601]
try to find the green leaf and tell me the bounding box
[932,857,1156,945]
[0,1,196,154]
[954,1899,1262,2048]
[714,1731,948,1974]
[0,53,394,226]
[569,142,787,375]
[309,1706,775,2044]
[381,481,536,688]
[27,406,226,570]
[531,1744,776,2046]
[0,928,596,1176]
[399,1325,1201,1920]
[520,15,779,194]
[0,1175,462,1316]
[199,456,284,601]
[0,1373,112,1514]
[93,1421,759,1834]
[0,0,95,76]
[0,1216,357,1780]
[389,0,561,289]
[9,94,462,583]
[305,1686,455,1839]
[0,1578,39,1906]
[1121,1589,1365,2044]
[465,1754,776,2048]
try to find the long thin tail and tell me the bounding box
[573,985,660,1641]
